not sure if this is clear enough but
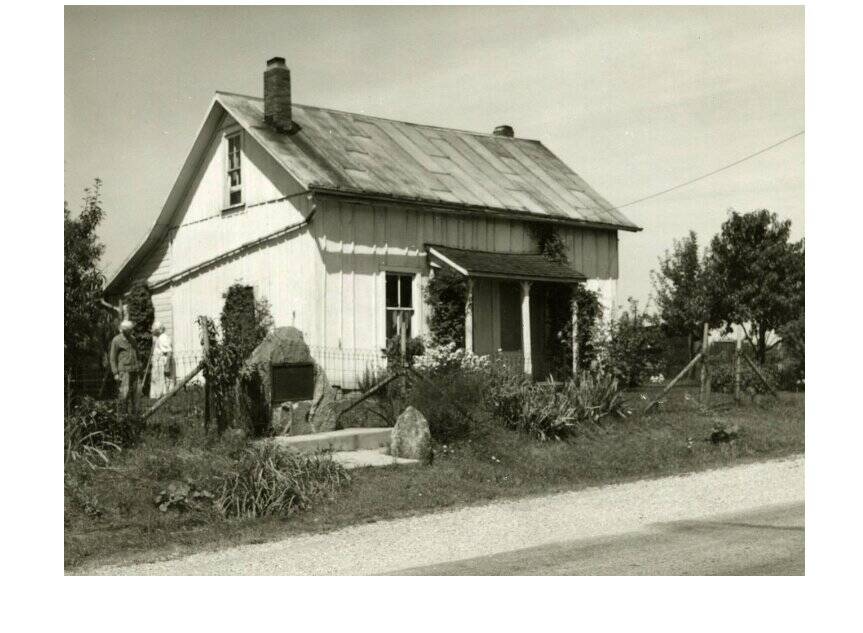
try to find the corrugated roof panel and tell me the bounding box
[215,92,640,231]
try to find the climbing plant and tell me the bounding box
[126,281,155,365]
[530,223,569,263]
[530,223,603,374]
[424,267,468,348]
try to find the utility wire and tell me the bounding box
[610,130,805,212]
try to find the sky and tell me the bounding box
[64,5,804,308]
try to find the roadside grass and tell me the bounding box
[65,387,803,572]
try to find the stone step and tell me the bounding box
[270,427,393,453]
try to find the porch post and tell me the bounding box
[521,281,532,376]
[464,277,474,353]
[571,290,579,377]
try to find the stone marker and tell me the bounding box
[390,406,432,463]
[243,326,331,435]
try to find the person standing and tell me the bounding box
[110,320,140,415]
[149,321,174,399]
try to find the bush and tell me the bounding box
[409,342,496,441]
[65,397,144,468]
[598,300,665,388]
[481,359,531,428]
[504,371,628,441]
[216,444,350,519]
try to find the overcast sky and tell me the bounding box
[64,5,803,308]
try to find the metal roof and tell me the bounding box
[217,92,640,231]
[428,244,587,283]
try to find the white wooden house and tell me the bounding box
[104,58,641,388]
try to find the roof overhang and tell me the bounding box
[427,244,587,284]
[313,187,641,233]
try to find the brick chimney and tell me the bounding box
[493,125,514,138]
[264,57,292,132]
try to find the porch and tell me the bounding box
[427,244,587,381]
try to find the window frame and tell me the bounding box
[385,271,416,342]
[224,131,244,210]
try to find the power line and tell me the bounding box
[611,130,804,211]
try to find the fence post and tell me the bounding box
[199,321,211,430]
[571,291,579,381]
[700,322,711,407]
[399,311,407,366]
[734,326,743,405]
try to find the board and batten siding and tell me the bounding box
[312,195,619,386]
[119,112,319,358]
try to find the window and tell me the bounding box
[385,272,414,341]
[226,133,243,207]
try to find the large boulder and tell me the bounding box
[390,406,432,463]
[242,327,329,435]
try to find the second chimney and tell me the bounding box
[493,125,514,138]
[264,57,292,133]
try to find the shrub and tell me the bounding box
[408,365,486,442]
[408,342,498,441]
[598,299,666,388]
[65,397,144,468]
[505,371,628,441]
[481,359,530,428]
[216,444,350,519]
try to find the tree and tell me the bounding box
[706,209,804,364]
[651,231,709,358]
[65,180,107,374]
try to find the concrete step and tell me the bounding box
[270,427,393,453]
[330,448,419,470]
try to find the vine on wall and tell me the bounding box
[424,267,468,348]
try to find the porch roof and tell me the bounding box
[427,244,587,283]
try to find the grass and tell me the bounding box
[64,387,803,572]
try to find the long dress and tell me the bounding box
[149,332,174,399]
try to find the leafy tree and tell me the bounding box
[651,231,710,358]
[65,180,106,374]
[706,209,804,364]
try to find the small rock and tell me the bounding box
[391,406,432,463]
[710,423,740,444]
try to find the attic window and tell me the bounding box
[226,133,243,207]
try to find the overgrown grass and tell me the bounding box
[65,385,803,572]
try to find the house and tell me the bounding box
[104,57,641,389]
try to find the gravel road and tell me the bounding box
[88,456,804,575]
